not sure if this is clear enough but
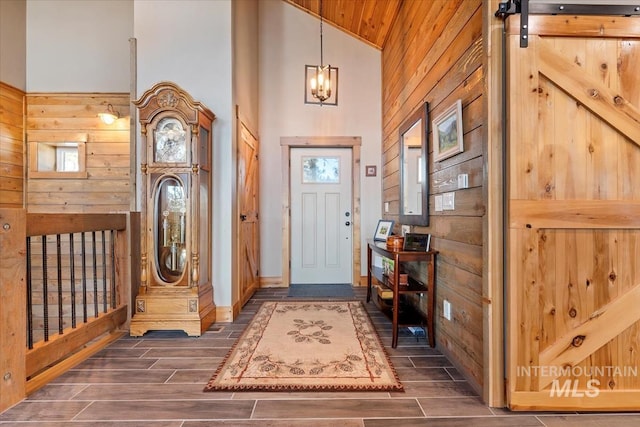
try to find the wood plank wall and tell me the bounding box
[0,82,25,208]
[381,0,485,390]
[25,94,130,213]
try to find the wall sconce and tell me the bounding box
[98,104,120,124]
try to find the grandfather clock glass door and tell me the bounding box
[130,81,216,337]
[154,173,188,284]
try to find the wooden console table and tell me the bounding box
[366,239,437,348]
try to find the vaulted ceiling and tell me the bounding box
[283,0,402,49]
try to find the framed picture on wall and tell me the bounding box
[433,99,463,162]
[373,219,394,241]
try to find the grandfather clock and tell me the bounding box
[130,81,216,337]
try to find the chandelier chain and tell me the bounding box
[319,0,324,67]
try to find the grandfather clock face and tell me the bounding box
[154,117,187,163]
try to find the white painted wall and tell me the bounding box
[0,0,26,90]
[258,0,382,280]
[134,0,234,308]
[26,0,132,92]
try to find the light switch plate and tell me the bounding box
[434,195,443,212]
[443,192,455,210]
[384,202,389,212]
[457,173,469,189]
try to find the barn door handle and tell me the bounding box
[240,214,247,221]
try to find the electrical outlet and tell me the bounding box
[443,300,452,321]
[401,225,410,236]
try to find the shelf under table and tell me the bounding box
[366,239,437,348]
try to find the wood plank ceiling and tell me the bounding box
[283,0,402,49]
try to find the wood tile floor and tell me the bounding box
[3,287,640,426]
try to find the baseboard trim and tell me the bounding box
[260,276,284,288]
[216,305,233,323]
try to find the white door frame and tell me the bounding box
[280,136,361,287]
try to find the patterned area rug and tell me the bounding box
[204,300,403,392]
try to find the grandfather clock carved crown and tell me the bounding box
[130,81,216,337]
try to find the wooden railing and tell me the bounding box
[0,210,131,412]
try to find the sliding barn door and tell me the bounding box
[506,15,640,411]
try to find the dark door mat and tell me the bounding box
[287,283,355,298]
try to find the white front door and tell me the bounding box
[290,147,352,284]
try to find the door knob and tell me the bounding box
[345,212,350,217]
[240,214,247,221]
[345,221,351,226]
